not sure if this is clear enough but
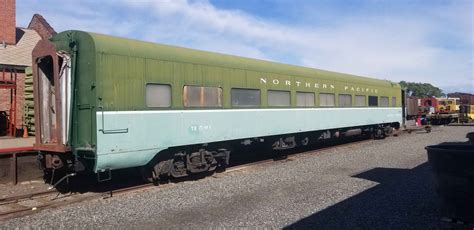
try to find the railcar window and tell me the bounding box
[146,84,171,107]
[338,94,352,107]
[296,92,315,107]
[183,86,223,107]
[268,90,291,107]
[392,97,396,107]
[380,96,389,107]
[368,96,378,107]
[231,88,260,107]
[355,95,366,106]
[319,93,335,107]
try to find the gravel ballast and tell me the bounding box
[2,126,472,229]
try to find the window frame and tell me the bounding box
[338,94,352,107]
[380,96,389,107]
[145,83,172,108]
[368,95,378,107]
[183,85,223,108]
[296,91,315,107]
[355,95,366,107]
[231,88,261,108]
[319,93,336,107]
[267,90,291,107]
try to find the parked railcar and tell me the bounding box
[419,98,438,114]
[460,105,474,120]
[32,31,403,184]
[468,105,474,120]
[411,97,460,125]
[405,96,419,120]
[448,93,474,106]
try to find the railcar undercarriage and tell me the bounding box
[143,148,231,184]
[38,122,398,187]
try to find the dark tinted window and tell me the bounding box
[231,88,260,107]
[368,96,378,106]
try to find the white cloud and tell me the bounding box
[18,0,473,93]
[120,0,472,93]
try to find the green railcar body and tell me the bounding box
[38,30,402,173]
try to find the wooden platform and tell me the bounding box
[0,137,35,149]
[0,137,38,185]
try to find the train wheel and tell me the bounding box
[301,137,309,146]
[143,148,231,185]
[139,166,154,184]
[373,128,386,139]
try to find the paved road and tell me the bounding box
[2,126,472,229]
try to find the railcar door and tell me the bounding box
[36,55,57,144]
[33,39,72,152]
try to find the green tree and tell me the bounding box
[399,81,444,97]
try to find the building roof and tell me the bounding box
[0,28,40,67]
[28,14,56,39]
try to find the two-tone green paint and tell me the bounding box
[47,30,402,171]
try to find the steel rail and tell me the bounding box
[0,137,377,221]
[0,190,57,205]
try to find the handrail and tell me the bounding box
[97,106,129,134]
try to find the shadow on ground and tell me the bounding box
[285,163,442,229]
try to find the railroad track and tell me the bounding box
[0,136,377,221]
[447,122,474,126]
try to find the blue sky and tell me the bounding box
[17,0,473,93]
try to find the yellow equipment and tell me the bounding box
[436,98,460,113]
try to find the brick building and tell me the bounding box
[0,0,56,136]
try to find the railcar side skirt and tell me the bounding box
[94,107,402,171]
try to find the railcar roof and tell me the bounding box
[54,30,399,88]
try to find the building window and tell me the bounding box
[146,84,171,107]
[183,86,222,107]
[368,96,378,107]
[231,88,260,107]
[380,96,389,107]
[392,97,397,107]
[338,94,352,107]
[355,95,366,106]
[319,93,335,107]
[296,92,315,107]
[268,90,291,107]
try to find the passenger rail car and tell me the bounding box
[32,31,403,183]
